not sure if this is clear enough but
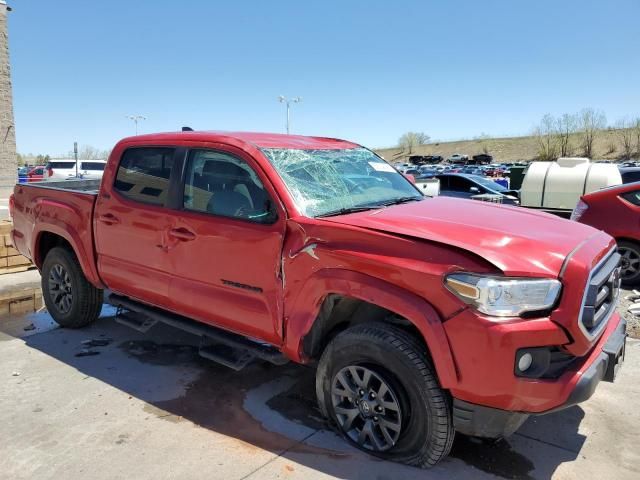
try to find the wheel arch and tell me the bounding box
[283,268,458,389]
[34,227,104,289]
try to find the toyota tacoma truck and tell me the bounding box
[10,131,625,467]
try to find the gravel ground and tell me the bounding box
[619,286,640,338]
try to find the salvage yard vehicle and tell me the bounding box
[10,131,626,468]
[572,182,640,285]
[44,159,107,181]
[435,173,519,204]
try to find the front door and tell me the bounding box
[165,147,286,345]
[94,146,178,310]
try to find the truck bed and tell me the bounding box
[11,180,102,286]
[21,179,102,194]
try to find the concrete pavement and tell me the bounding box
[1,305,639,480]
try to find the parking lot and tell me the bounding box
[1,282,638,480]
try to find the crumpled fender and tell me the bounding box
[283,268,458,388]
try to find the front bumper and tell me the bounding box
[452,317,627,438]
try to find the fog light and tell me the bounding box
[518,353,533,372]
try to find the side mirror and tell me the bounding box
[469,186,480,194]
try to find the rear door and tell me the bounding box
[94,147,180,309]
[164,146,286,344]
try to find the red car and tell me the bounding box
[10,131,625,467]
[26,165,46,182]
[572,182,640,285]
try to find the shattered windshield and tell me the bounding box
[261,147,422,217]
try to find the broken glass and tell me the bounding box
[261,148,422,217]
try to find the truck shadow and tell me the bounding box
[6,310,587,480]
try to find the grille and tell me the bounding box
[579,250,621,338]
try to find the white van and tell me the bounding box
[520,157,622,214]
[45,159,107,181]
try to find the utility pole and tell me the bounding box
[126,114,147,135]
[74,142,78,178]
[278,96,302,134]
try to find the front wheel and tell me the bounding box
[618,240,640,286]
[315,323,455,468]
[41,247,103,328]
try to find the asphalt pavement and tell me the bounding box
[1,300,639,480]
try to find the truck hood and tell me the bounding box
[321,197,602,277]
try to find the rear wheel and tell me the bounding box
[618,240,640,286]
[316,323,454,468]
[42,247,103,328]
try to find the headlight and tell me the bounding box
[445,273,561,317]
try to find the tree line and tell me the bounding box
[534,108,639,161]
[17,145,111,166]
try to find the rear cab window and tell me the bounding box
[114,148,175,206]
[80,162,106,171]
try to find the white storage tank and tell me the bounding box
[520,158,622,211]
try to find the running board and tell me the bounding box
[108,293,289,367]
[199,344,255,371]
[115,311,158,333]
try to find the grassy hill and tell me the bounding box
[375,129,637,164]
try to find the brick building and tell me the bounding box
[0,1,15,198]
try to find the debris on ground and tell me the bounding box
[23,323,35,331]
[75,350,100,358]
[11,371,20,376]
[621,287,640,339]
[81,338,112,348]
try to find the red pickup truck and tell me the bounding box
[10,131,625,467]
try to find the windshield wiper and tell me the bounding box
[315,205,380,218]
[376,196,423,207]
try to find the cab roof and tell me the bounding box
[124,131,361,150]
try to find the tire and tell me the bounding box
[618,240,640,286]
[41,246,103,328]
[315,322,454,468]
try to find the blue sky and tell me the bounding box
[9,0,640,154]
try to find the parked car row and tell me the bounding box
[15,160,107,183]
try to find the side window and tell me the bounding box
[183,150,276,223]
[114,148,175,206]
[621,190,640,206]
[622,172,640,184]
[448,176,472,192]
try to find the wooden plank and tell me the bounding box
[9,298,36,315]
[7,255,31,267]
[0,265,32,275]
[0,221,12,236]
[2,234,12,247]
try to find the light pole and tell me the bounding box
[278,96,301,134]
[126,114,147,135]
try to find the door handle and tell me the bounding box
[98,213,119,225]
[168,227,196,241]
